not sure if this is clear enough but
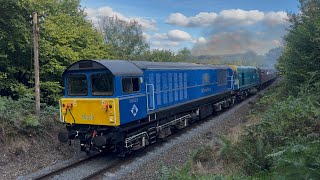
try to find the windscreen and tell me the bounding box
[91,73,114,95]
[67,74,88,96]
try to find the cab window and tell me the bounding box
[122,77,140,93]
[67,74,88,96]
[91,73,114,96]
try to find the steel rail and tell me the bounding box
[33,152,102,180]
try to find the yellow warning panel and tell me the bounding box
[60,98,120,126]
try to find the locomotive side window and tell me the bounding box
[122,77,140,93]
[67,74,88,96]
[91,73,114,96]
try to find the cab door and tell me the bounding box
[118,76,147,125]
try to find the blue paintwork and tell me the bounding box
[143,68,233,113]
[63,62,262,126]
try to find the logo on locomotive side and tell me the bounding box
[131,104,139,117]
[202,73,210,85]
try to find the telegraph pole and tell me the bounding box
[32,12,40,117]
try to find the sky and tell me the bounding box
[80,0,300,56]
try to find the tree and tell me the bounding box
[141,49,176,62]
[0,0,33,98]
[176,47,191,61]
[0,0,114,104]
[277,0,320,92]
[98,16,149,59]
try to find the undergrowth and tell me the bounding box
[162,81,320,179]
[0,95,59,145]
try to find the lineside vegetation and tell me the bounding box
[162,0,320,179]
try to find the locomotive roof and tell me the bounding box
[64,60,143,76]
[131,60,230,70]
[63,60,231,76]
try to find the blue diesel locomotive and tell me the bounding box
[59,60,276,155]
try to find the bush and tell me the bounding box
[192,145,215,163]
[221,82,320,178]
[0,96,59,134]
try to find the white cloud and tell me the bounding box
[167,29,192,41]
[165,13,189,27]
[85,6,157,31]
[219,9,264,26]
[134,18,157,31]
[152,29,192,42]
[197,37,207,44]
[150,30,194,50]
[166,9,288,27]
[192,37,207,44]
[153,41,180,47]
[166,12,217,27]
[263,11,288,26]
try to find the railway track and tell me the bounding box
[20,86,273,180]
[28,119,210,180]
[28,152,117,180]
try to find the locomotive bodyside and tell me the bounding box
[139,63,234,121]
[59,60,268,155]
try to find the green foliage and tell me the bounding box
[23,115,40,127]
[161,157,248,180]
[269,141,320,179]
[0,0,113,104]
[168,81,319,179]
[0,0,33,98]
[0,96,39,130]
[134,48,192,62]
[192,145,215,163]
[217,137,240,164]
[98,16,149,59]
[0,0,193,104]
[160,160,195,180]
[277,0,320,93]
[169,1,320,179]
[220,82,320,177]
[136,49,177,62]
[0,96,58,134]
[176,47,192,62]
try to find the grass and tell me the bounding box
[162,81,320,179]
[0,95,60,154]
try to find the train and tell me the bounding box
[58,60,277,156]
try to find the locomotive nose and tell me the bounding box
[60,98,119,126]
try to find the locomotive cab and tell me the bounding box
[60,60,145,127]
[60,64,120,126]
[60,71,119,126]
[59,60,146,153]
